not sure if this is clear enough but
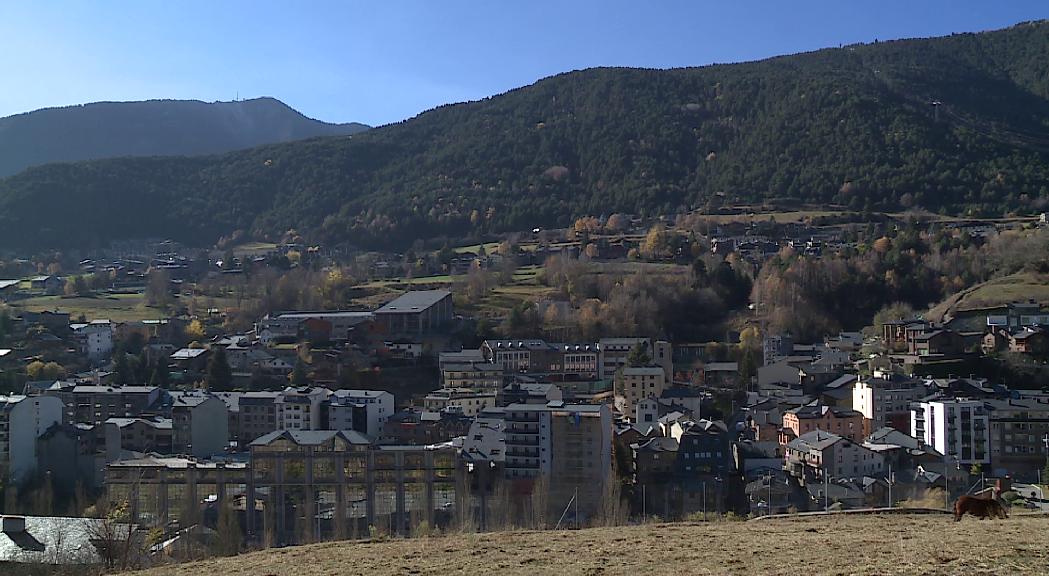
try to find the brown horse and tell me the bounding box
[954,495,1008,521]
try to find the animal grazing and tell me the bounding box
[954,495,1008,521]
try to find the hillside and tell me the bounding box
[3,21,1049,250]
[0,97,368,177]
[135,514,1049,576]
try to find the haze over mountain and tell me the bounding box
[0,97,369,177]
[2,21,1049,251]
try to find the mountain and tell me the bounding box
[0,97,369,177]
[2,21,1049,251]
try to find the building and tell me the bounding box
[441,362,504,390]
[327,389,395,438]
[105,455,249,527]
[483,339,559,372]
[673,419,737,515]
[103,417,172,455]
[258,311,374,344]
[781,404,865,443]
[275,386,331,431]
[785,430,885,481]
[238,391,280,446]
[0,395,64,483]
[614,366,667,419]
[72,320,114,364]
[852,372,926,432]
[599,338,672,381]
[984,397,1049,481]
[423,389,496,417]
[46,385,161,427]
[911,399,990,466]
[373,290,453,335]
[170,391,229,457]
[503,402,612,521]
[245,430,458,543]
[986,302,1049,331]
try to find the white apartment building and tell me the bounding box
[327,389,394,438]
[0,395,64,483]
[852,372,926,431]
[911,398,990,466]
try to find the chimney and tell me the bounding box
[2,516,26,534]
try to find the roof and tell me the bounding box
[705,362,739,372]
[0,515,115,564]
[621,366,666,376]
[633,437,679,452]
[171,348,208,360]
[0,280,19,290]
[250,429,371,447]
[275,311,373,320]
[787,429,844,452]
[105,417,172,430]
[375,290,451,314]
[825,374,858,389]
[787,404,861,420]
[71,385,157,394]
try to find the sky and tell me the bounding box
[2,1,1048,127]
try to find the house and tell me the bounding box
[73,320,114,364]
[169,348,210,375]
[781,403,865,444]
[757,360,804,388]
[674,419,737,515]
[702,362,739,387]
[29,275,63,295]
[499,381,563,406]
[785,430,885,481]
[441,362,504,390]
[1007,327,1049,355]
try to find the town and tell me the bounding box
[0,209,1047,569]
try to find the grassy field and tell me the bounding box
[9,293,252,322]
[929,271,1049,322]
[135,514,1049,576]
[9,293,166,322]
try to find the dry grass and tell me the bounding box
[134,514,1049,576]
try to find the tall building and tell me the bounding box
[0,395,64,483]
[852,372,925,432]
[503,401,612,520]
[170,391,230,457]
[911,399,990,466]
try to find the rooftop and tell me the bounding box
[375,290,451,314]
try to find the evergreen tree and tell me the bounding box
[627,341,652,367]
[112,349,133,385]
[212,498,242,557]
[149,358,170,389]
[205,347,233,391]
[290,358,309,387]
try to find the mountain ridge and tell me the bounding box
[0,97,368,178]
[2,21,1049,250]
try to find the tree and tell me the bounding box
[212,498,242,557]
[145,268,173,308]
[290,357,309,387]
[184,319,206,341]
[206,347,233,391]
[26,360,66,381]
[627,341,652,367]
[113,351,133,385]
[149,358,170,389]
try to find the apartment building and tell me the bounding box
[170,391,230,457]
[984,397,1049,481]
[275,386,330,431]
[503,401,612,520]
[238,391,280,446]
[911,398,990,466]
[327,389,394,438]
[0,395,64,483]
[781,404,865,443]
[614,366,667,418]
[423,388,496,417]
[852,372,926,432]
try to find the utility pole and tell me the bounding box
[824,467,829,512]
[887,462,893,508]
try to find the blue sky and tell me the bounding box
[2,1,1047,126]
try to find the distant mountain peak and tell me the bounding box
[0,98,369,177]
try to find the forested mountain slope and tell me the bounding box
[2,21,1048,249]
